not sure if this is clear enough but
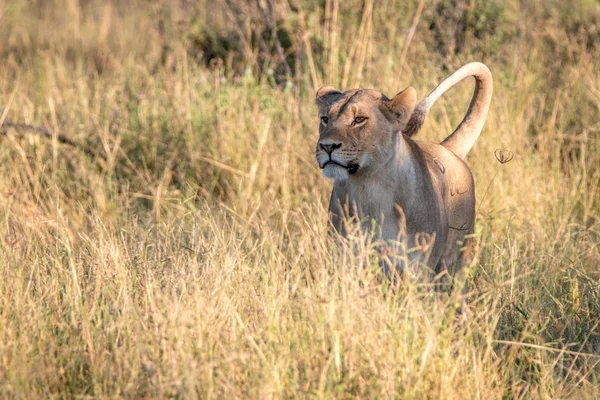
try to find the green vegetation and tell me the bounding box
[0,0,598,398]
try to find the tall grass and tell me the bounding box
[0,0,599,398]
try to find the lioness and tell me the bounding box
[315,62,493,281]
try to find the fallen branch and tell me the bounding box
[0,121,105,160]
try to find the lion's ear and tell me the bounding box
[387,86,417,126]
[316,86,342,107]
[316,85,341,98]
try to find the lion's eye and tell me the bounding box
[320,116,329,126]
[353,116,367,125]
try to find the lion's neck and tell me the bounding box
[332,133,422,225]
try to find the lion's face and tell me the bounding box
[315,87,416,180]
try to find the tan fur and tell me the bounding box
[315,63,493,281]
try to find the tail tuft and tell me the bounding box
[402,106,426,137]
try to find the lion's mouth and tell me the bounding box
[322,160,360,175]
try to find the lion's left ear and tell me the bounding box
[386,87,417,126]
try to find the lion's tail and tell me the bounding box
[403,62,493,160]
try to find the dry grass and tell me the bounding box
[0,0,599,398]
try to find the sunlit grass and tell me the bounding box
[0,0,598,398]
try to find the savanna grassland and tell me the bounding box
[0,0,599,398]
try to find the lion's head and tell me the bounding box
[315,86,417,180]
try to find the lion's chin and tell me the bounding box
[322,164,350,180]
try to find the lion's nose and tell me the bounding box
[320,142,342,155]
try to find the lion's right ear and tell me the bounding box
[316,86,342,106]
[316,86,341,98]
